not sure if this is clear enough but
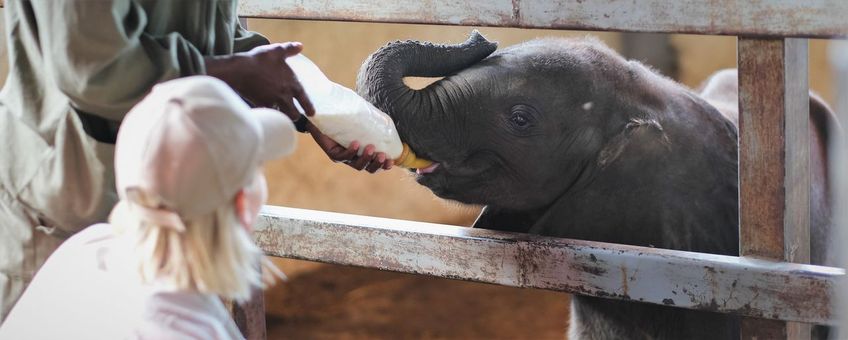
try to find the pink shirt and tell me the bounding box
[0,224,243,340]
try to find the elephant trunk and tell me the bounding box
[356,31,497,144]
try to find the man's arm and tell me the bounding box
[35,0,207,121]
[233,19,271,53]
[34,1,388,171]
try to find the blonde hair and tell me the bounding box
[108,191,281,303]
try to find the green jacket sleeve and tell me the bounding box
[35,0,207,122]
[233,19,271,53]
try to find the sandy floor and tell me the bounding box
[265,259,571,339]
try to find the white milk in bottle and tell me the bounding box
[286,54,432,168]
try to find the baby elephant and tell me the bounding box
[358,31,836,339]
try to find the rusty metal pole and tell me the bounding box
[737,37,811,339]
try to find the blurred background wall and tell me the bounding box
[0,9,836,339]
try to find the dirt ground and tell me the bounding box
[265,259,571,340]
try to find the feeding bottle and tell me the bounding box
[286,54,432,169]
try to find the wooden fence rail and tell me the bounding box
[255,206,843,325]
[238,0,848,38]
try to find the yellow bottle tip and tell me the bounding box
[394,144,434,169]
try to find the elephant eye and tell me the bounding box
[507,104,538,133]
[510,113,529,127]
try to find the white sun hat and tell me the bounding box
[114,75,296,227]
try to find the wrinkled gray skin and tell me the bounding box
[357,32,836,340]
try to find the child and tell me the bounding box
[0,76,291,339]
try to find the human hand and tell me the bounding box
[205,42,315,121]
[307,122,393,173]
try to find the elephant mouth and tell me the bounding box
[406,149,497,203]
[412,159,487,203]
[415,163,440,175]
[412,160,452,196]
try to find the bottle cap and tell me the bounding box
[394,144,434,169]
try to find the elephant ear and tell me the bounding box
[471,206,537,233]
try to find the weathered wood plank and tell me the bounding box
[238,0,848,38]
[255,206,842,325]
[232,287,267,340]
[830,39,848,338]
[737,37,811,339]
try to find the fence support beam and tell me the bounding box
[737,37,810,339]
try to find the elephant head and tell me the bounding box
[356,30,844,340]
[357,31,739,255]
